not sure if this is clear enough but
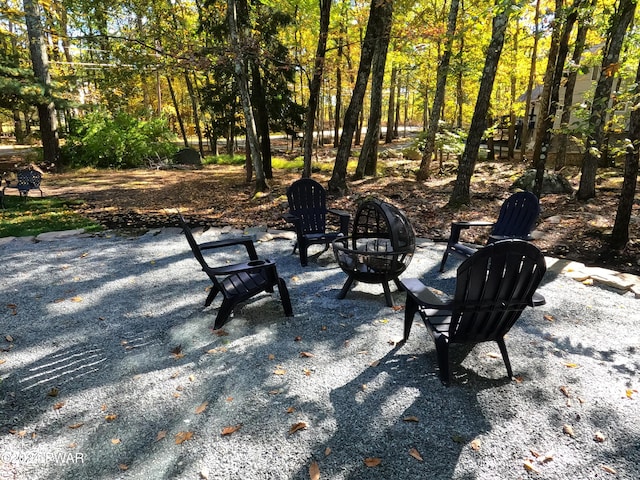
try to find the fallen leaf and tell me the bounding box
[111,438,121,445]
[594,431,606,442]
[537,451,554,463]
[602,465,617,474]
[5,335,14,342]
[0,359,6,365]
[409,447,423,461]
[68,443,77,448]
[300,351,315,358]
[361,384,367,391]
[626,389,637,399]
[188,375,195,382]
[53,298,65,303]
[105,414,118,422]
[156,430,167,441]
[289,422,307,434]
[370,360,380,367]
[309,460,320,480]
[486,352,500,359]
[213,329,229,336]
[171,345,185,359]
[68,423,84,429]
[70,296,83,302]
[324,447,332,456]
[303,369,312,376]
[53,401,65,410]
[544,314,555,321]
[523,460,540,473]
[175,431,193,444]
[226,397,233,402]
[195,401,208,414]
[268,390,280,395]
[47,387,59,397]
[119,464,129,471]
[403,416,419,423]
[274,368,287,375]
[564,362,579,368]
[286,407,295,414]
[364,457,381,467]
[392,305,403,311]
[560,386,570,398]
[101,404,108,411]
[294,336,302,341]
[268,353,275,360]
[563,424,574,437]
[470,439,481,451]
[221,424,242,436]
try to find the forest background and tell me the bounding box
[0,0,639,262]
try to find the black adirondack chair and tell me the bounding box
[439,191,540,272]
[402,239,546,386]
[283,178,350,266]
[179,217,293,329]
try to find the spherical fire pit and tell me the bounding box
[332,198,415,306]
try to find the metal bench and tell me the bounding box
[1,169,44,208]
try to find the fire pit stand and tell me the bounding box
[332,199,415,306]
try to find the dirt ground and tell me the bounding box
[2,138,639,275]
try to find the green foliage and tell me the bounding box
[0,196,102,237]
[413,127,467,156]
[202,154,246,165]
[60,111,178,169]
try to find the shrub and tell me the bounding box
[61,111,178,168]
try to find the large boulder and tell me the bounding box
[173,148,202,166]
[512,169,574,194]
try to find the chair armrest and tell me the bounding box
[206,259,274,276]
[199,237,259,260]
[448,220,495,246]
[401,278,451,309]
[327,208,350,235]
[282,212,300,224]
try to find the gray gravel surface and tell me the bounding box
[0,228,638,480]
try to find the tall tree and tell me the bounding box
[302,0,332,178]
[531,0,580,198]
[610,58,640,248]
[555,0,595,170]
[227,0,267,192]
[449,0,514,206]
[23,0,59,164]
[416,0,460,181]
[328,0,394,195]
[577,0,637,200]
[385,65,398,143]
[355,2,394,179]
[520,0,541,160]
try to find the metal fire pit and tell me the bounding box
[332,198,415,306]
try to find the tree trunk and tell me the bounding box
[328,0,393,196]
[185,72,205,158]
[356,9,394,179]
[227,0,267,192]
[578,0,637,200]
[449,1,512,206]
[250,63,273,179]
[23,0,59,165]
[385,65,398,144]
[520,0,541,161]
[610,58,640,248]
[531,0,579,198]
[556,0,594,170]
[302,0,332,179]
[417,0,460,181]
[166,75,189,147]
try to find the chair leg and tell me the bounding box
[403,296,419,342]
[433,335,451,386]
[439,249,450,273]
[205,286,220,307]
[299,242,309,266]
[213,299,235,330]
[277,277,293,317]
[337,276,354,299]
[497,338,513,378]
[382,281,394,307]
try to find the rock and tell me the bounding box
[173,148,202,166]
[36,229,85,241]
[512,169,574,194]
